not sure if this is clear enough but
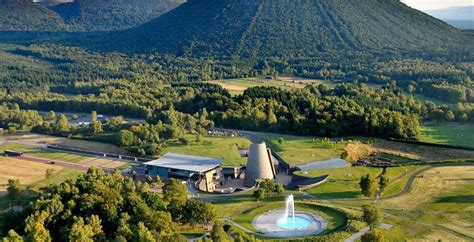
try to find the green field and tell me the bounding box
[420,123,474,148]
[209,77,332,95]
[162,134,251,167]
[380,165,474,240]
[296,165,423,199]
[0,143,89,163]
[256,133,348,166]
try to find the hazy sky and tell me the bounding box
[401,0,474,10]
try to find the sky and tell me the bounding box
[401,0,474,10]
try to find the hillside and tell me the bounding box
[105,0,465,57]
[0,0,66,31]
[0,0,184,32]
[50,0,185,31]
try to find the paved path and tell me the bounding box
[344,224,393,242]
[302,163,474,203]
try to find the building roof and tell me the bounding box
[144,153,223,173]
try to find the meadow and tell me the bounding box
[380,165,474,241]
[208,76,332,95]
[0,157,83,210]
[420,123,474,149]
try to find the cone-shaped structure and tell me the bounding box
[244,142,275,187]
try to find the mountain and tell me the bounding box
[104,0,466,57]
[425,6,474,30]
[0,0,66,31]
[50,0,185,31]
[0,0,184,32]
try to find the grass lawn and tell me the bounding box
[209,76,332,95]
[420,123,474,148]
[296,165,423,199]
[212,193,347,234]
[255,132,348,166]
[0,142,89,163]
[162,134,251,167]
[381,165,474,240]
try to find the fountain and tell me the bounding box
[276,194,312,230]
[252,194,329,237]
[282,194,295,223]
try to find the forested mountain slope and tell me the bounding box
[0,0,66,31]
[0,0,184,32]
[105,0,467,57]
[50,0,184,31]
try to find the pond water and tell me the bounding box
[276,216,313,230]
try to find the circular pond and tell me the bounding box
[276,216,312,230]
[252,210,328,238]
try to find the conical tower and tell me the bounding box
[244,142,276,187]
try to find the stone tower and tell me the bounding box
[244,142,276,187]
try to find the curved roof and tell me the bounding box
[144,153,223,173]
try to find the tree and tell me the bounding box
[7,179,23,198]
[118,130,134,147]
[210,221,229,242]
[45,168,56,185]
[266,106,277,126]
[154,176,162,187]
[163,178,188,221]
[7,126,16,135]
[91,121,103,136]
[56,114,69,133]
[145,175,153,185]
[253,188,265,200]
[275,184,284,194]
[24,211,51,242]
[3,230,23,242]
[362,205,382,230]
[0,128,5,140]
[43,111,57,121]
[131,170,138,181]
[182,200,216,226]
[69,216,103,242]
[361,228,385,242]
[378,176,389,192]
[91,111,98,123]
[134,222,156,242]
[360,174,378,197]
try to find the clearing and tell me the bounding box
[0,157,63,193]
[208,76,332,95]
[420,123,474,149]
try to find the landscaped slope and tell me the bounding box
[107,0,465,57]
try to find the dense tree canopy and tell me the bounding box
[1,168,215,240]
